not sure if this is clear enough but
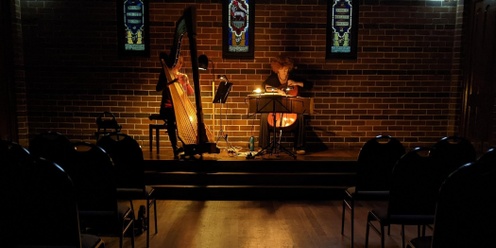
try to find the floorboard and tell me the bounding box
[101,199,432,248]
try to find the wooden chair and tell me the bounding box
[97,133,157,248]
[407,147,496,248]
[341,134,405,248]
[365,147,439,248]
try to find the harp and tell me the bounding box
[159,6,219,157]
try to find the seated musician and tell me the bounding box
[259,55,310,155]
[156,55,194,159]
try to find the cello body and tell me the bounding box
[267,86,299,129]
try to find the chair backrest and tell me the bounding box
[96,111,122,132]
[97,133,145,189]
[430,135,476,182]
[431,148,496,247]
[0,140,30,161]
[64,142,118,213]
[29,131,75,167]
[0,140,31,179]
[0,140,31,245]
[16,157,83,247]
[356,135,405,191]
[476,146,496,163]
[388,147,439,217]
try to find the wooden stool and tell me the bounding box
[148,114,167,154]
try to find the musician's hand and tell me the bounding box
[179,74,194,96]
[177,74,187,83]
[275,89,286,95]
[266,86,285,95]
[288,80,303,88]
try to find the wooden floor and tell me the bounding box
[102,199,432,248]
[99,147,425,247]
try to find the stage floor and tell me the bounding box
[141,147,359,200]
[143,147,359,161]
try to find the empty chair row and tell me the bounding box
[0,139,105,248]
[407,147,496,248]
[342,135,477,248]
[96,132,158,248]
[28,131,158,248]
[1,130,157,248]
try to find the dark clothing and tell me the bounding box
[262,73,311,92]
[263,73,285,89]
[258,73,308,150]
[156,71,179,155]
[156,71,173,110]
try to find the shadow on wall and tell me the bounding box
[306,126,331,153]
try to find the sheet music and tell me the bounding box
[246,94,313,114]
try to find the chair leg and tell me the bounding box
[341,199,346,235]
[146,197,150,248]
[143,195,158,248]
[381,224,385,248]
[341,196,355,248]
[129,200,135,219]
[366,213,386,248]
[153,198,158,234]
[131,220,135,248]
[156,127,160,155]
[350,199,355,248]
[365,218,370,248]
[149,125,153,154]
[121,209,135,248]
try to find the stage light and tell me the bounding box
[219,75,229,82]
[253,88,262,94]
[198,54,209,71]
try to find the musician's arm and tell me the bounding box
[262,74,285,94]
[288,80,304,88]
[156,71,167,92]
[158,70,187,92]
[179,74,195,96]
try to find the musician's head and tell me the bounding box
[271,55,294,83]
[173,56,184,71]
[271,55,294,73]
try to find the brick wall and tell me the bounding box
[11,0,28,145]
[16,0,463,153]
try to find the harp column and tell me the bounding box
[198,55,217,137]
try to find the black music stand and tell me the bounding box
[252,95,297,159]
[213,81,233,104]
[213,82,235,151]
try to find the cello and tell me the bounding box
[266,85,299,129]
